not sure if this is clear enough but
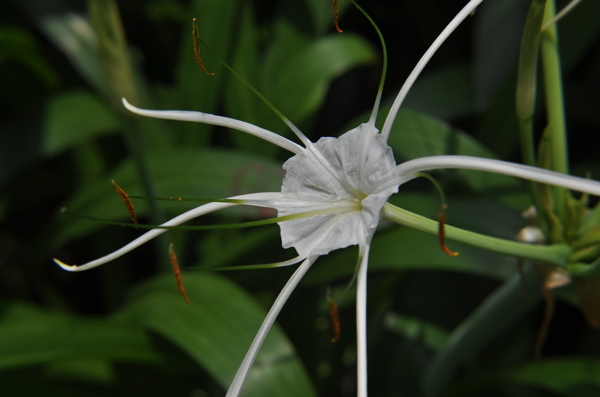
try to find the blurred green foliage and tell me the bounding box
[1,0,600,396]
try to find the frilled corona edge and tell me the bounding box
[279,124,399,257]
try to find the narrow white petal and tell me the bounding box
[55,192,287,272]
[393,155,600,196]
[122,98,304,155]
[381,0,484,140]
[356,243,371,397]
[226,256,317,397]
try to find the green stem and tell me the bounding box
[541,0,568,175]
[515,0,545,168]
[383,203,571,266]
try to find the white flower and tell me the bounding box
[54,0,600,396]
[279,124,398,257]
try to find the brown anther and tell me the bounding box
[327,295,341,342]
[112,180,137,227]
[192,18,215,76]
[169,243,191,304]
[438,205,459,257]
[331,0,343,33]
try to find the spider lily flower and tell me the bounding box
[54,0,600,395]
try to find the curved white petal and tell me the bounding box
[356,242,371,397]
[55,192,288,272]
[381,0,484,140]
[394,155,600,196]
[122,98,304,155]
[279,125,399,257]
[226,256,317,397]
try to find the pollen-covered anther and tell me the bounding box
[192,18,215,76]
[438,204,459,257]
[331,0,343,33]
[112,180,137,226]
[327,294,341,342]
[169,243,191,304]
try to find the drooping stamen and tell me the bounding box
[112,180,137,226]
[192,18,215,76]
[412,172,458,257]
[326,290,341,342]
[169,243,191,304]
[331,0,343,33]
[438,204,459,257]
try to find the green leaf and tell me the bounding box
[263,33,375,125]
[172,0,241,146]
[42,89,120,155]
[385,312,449,352]
[224,2,272,155]
[473,0,528,109]
[0,302,159,370]
[386,108,496,160]
[504,358,600,393]
[38,12,105,93]
[0,25,60,87]
[118,272,317,397]
[403,63,474,120]
[385,108,522,197]
[421,265,543,397]
[88,0,138,108]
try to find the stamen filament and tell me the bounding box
[349,0,388,128]
[195,255,305,271]
[68,203,359,231]
[196,41,314,150]
[541,0,582,31]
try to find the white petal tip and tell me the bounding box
[122,97,135,111]
[53,258,79,272]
